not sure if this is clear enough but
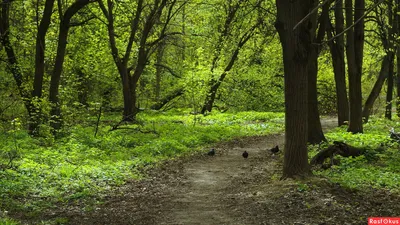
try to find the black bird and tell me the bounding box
[270,145,279,154]
[208,148,215,156]
[242,151,248,158]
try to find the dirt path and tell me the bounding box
[48,119,400,225]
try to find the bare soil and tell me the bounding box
[24,119,400,224]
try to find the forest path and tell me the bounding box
[60,118,400,225]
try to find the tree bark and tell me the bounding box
[308,2,330,144]
[49,0,94,132]
[385,0,396,120]
[327,0,349,126]
[29,0,56,134]
[155,41,165,101]
[276,0,317,178]
[308,48,326,144]
[385,54,395,119]
[346,0,364,133]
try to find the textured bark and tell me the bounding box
[327,0,349,126]
[362,55,390,122]
[276,0,317,178]
[346,0,364,133]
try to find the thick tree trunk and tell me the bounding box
[327,0,349,126]
[346,0,364,133]
[362,54,390,122]
[276,0,316,178]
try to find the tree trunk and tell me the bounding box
[327,0,349,126]
[346,0,364,133]
[396,0,400,118]
[49,24,68,131]
[276,0,316,178]
[385,54,395,119]
[385,0,396,120]
[120,69,135,121]
[201,23,257,115]
[29,0,56,134]
[155,41,165,101]
[362,54,390,122]
[308,2,330,144]
[308,47,326,144]
[397,50,400,118]
[150,88,184,110]
[49,0,93,132]
[0,0,33,118]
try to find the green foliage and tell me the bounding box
[0,216,19,225]
[311,117,400,193]
[0,111,284,215]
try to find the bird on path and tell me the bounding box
[270,145,279,154]
[207,148,215,156]
[242,151,249,158]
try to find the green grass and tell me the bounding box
[310,116,400,193]
[0,110,284,215]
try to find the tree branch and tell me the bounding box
[325,0,385,43]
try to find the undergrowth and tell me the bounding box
[309,116,400,193]
[0,110,284,218]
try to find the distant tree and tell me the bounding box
[201,0,266,114]
[363,1,397,122]
[327,0,349,126]
[98,0,183,122]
